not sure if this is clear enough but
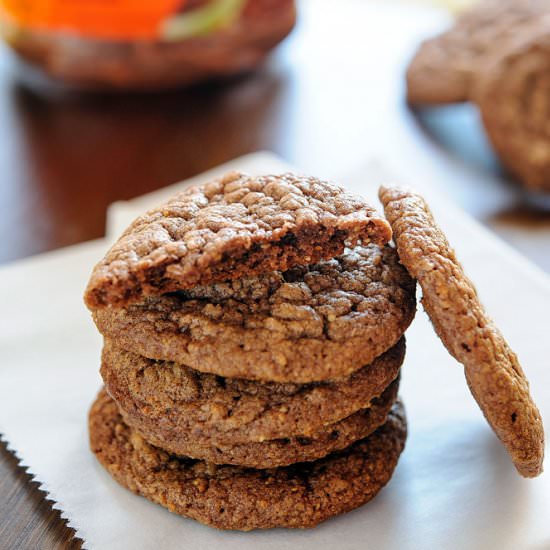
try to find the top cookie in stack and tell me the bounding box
[85,172,416,530]
[85,172,393,309]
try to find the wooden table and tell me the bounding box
[0,2,549,548]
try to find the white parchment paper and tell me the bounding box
[1,152,549,550]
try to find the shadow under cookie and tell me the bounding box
[89,390,407,530]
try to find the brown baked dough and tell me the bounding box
[94,244,415,382]
[101,338,404,447]
[380,185,544,478]
[116,378,400,469]
[85,172,392,309]
[89,389,407,530]
[476,26,550,192]
[406,0,550,105]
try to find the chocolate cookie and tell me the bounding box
[89,389,407,530]
[101,337,404,447]
[94,245,416,383]
[476,27,550,192]
[117,379,400,469]
[380,186,544,478]
[406,0,550,105]
[84,172,392,309]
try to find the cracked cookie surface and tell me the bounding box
[89,389,407,530]
[95,244,416,382]
[85,172,391,309]
[380,185,544,478]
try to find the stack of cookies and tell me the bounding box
[84,172,418,529]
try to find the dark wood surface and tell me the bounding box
[0,2,549,549]
[0,440,82,549]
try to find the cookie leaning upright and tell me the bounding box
[379,186,544,478]
[84,172,392,309]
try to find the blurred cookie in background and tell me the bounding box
[476,26,550,193]
[406,0,550,105]
[406,0,550,193]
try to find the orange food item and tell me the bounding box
[0,0,296,90]
[0,0,186,40]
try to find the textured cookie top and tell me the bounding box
[406,0,550,105]
[84,172,391,309]
[95,245,416,382]
[380,185,544,478]
[89,389,407,530]
[102,337,404,446]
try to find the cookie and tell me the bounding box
[116,378,400,469]
[101,337,404,447]
[84,172,392,309]
[379,185,544,478]
[89,389,407,530]
[406,0,550,105]
[476,26,550,192]
[94,245,416,383]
